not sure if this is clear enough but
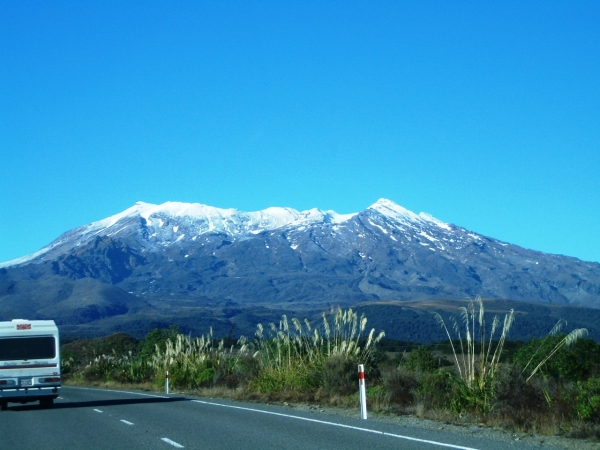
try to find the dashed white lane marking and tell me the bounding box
[57,397,63,399]
[120,420,134,425]
[93,409,103,413]
[67,386,168,398]
[161,437,184,448]
[192,400,479,450]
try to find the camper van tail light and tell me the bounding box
[41,377,61,383]
[0,380,7,385]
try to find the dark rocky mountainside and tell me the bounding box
[1,199,599,338]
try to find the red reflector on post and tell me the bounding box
[358,364,367,419]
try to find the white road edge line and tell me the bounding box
[161,437,184,448]
[67,386,168,398]
[121,420,134,425]
[192,400,479,450]
[93,409,103,413]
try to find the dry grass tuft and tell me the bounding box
[250,307,384,393]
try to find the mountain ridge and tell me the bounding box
[1,198,599,338]
[3,198,462,269]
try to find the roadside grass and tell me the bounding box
[62,303,600,441]
[64,377,157,392]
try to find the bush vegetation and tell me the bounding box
[62,302,600,441]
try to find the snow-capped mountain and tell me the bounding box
[0,201,356,268]
[1,199,599,337]
[0,198,487,268]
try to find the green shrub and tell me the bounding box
[137,326,180,361]
[249,364,318,393]
[321,356,358,395]
[417,370,457,410]
[383,367,418,406]
[366,385,389,412]
[514,337,600,382]
[576,377,600,421]
[405,346,439,373]
[497,370,547,411]
[61,332,139,363]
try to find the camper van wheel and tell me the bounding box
[40,398,53,408]
[0,401,7,411]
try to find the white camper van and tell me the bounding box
[0,319,61,410]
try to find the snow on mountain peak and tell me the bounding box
[83,201,358,240]
[0,199,444,268]
[418,212,451,230]
[132,202,358,228]
[368,198,450,230]
[369,198,420,219]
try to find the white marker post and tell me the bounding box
[358,364,367,420]
[165,371,169,395]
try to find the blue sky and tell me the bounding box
[1,1,599,264]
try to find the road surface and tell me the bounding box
[0,386,565,449]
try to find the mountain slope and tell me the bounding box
[1,199,599,337]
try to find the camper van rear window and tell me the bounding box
[0,337,56,361]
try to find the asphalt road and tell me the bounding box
[0,386,563,450]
